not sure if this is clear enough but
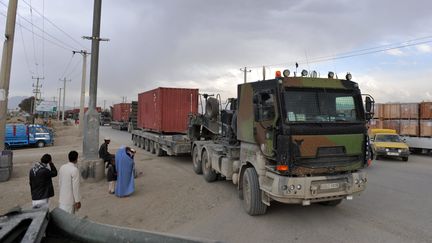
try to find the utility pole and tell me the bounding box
[0,0,18,151]
[82,0,109,176]
[103,99,106,110]
[32,76,43,115]
[57,88,62,120]
[240,67,251,83]
[72,50,89,136]
[262,66,266,81]
[59,78,71,121]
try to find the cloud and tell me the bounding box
[2,0,432,106]
[416,44,432,53]
[386,49,404,56]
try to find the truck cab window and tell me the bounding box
[254,92,275,121]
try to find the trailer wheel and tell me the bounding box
[202,150,217,182]
[242,167,267,215]
[137,137,142,148]
[4,144,11,150]
[149,141,156,154]
[36,141,45,148]
[144,139,150,151]
[402,157,408,162]
[319,199,342,206]
[192,146,202,174]
[155,143,164,156]
[133,136,138,146]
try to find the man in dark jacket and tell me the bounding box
[29,154,57,208]
[99,137,114,163]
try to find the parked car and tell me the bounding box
[369,129,409,161]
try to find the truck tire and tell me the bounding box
[36,141,45,148]
[149,141,155,154]
[319,199,342,206]
[155,143,164,156]
[402,157,408,162]
[202,150,217,182]
[4,144,11,150]
[242,167,267,215]
[192,146,202,174]
[205,98,219,120]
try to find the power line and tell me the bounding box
[18,17,34,76]
[41,0,45,77]
[0,1,79,50]
[0,10,73,51]
[60,53,75,79]
[28,0,39,76]
[65,56,81,78]
[21,0,86,50]
[248,35,432,69]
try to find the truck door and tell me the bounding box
[253,89,278,157]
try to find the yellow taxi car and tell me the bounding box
[369,129,410,161]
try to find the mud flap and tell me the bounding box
[262,191,270,206]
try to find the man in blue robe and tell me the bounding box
[115,146,135,197]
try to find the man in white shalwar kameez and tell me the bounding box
[58,151,81,214]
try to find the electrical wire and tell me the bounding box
[21,0,86,50]
[0,10,73,51]
[248,35,432,69]
[28,0,39,76]
[60,53,75,79]
[0,1,78,51]
[42,0,45,77]
[65,57,81,79]
[18,17,34,76]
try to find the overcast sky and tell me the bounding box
[1,0,431,108]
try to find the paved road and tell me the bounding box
[102,127,432,243]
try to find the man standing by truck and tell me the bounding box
[29,154,57,208]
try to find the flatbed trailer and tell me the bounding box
[400,136,432,154]
[131,129,191,156]
[111,121,128,130]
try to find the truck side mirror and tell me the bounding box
[365,96,372,113]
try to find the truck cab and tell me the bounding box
[191,70,374,215]
[5,124,53,149]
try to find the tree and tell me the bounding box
[18,96,35,114]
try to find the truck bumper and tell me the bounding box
[260,171,367,205]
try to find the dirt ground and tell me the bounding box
[0,122,232,236]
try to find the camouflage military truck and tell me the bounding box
[190,70,374,215]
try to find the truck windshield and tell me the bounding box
[284,90,361,123]
[375,134,402,142]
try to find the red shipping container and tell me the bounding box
[112,103,131,122]
[383,103,400,119]
[420,102,432,119]
[383,120,400,134]
[138,87,198,133]
[400,103,419,119]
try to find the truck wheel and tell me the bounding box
[36,141,45,148]
[149,141,156,154]
[155,143,164,156]
[402,157,408,162]
[319,199,342,206]
[4,144,11,150]
[242,167,267,215]
[192,146,202,174]
[202,150,217,182]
